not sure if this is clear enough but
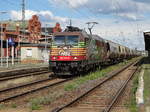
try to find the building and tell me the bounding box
[144,31,150,56]
[0,15,53,59]
[0,15,63,64]
[21,43,50,63]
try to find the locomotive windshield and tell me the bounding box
[54,36,65,45]
[54,35,79,46]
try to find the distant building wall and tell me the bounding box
[21,44,49,63]
[144,32,150,57]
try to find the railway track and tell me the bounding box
[0,66,48,78]
[0,77,72,103]
[0,70,49,81]
[52,59,141,112]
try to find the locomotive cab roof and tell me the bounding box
[64,26,82,32]
[92,35,105,42]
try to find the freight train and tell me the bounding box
[49,26,141,75]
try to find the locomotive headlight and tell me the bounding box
[52,56,57,60]
[74,57,78,60]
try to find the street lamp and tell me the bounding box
[0,11,8,67]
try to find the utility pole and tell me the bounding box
[18,0,25,64]
[22,0,25,32]
[86,22,98,36]
[22,0,25,36]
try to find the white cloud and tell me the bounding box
[49,0,150,21]
[48,0,149,50]
[49,0,88,8]
[10,1,149,50]
[83,0,148,21]
[10,10,37,20]
[117,13,141,21]
[134,0,150,3]
[10,10,69,26]
[69,17,146,50]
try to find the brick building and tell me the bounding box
[0,15,53,59]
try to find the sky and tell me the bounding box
[0,0,150,50]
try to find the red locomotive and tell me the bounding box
[49,26,140,75]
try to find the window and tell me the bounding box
[26,49,32,57]
[119,46,121,52]
[54,35,79,46]
[67,36,78,45]
[54,36,65,45]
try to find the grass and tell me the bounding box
[0,104,5,110]
[29,91,64,110]
[11,103,17,108]
[127,57,150,112]
[127,69,139,112]
[30,98,42,110]
[143,64,150,106]
[27,57,140,110]
[64,58,138,91]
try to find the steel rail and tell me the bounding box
[0,70,49,81]
[0,77,56,93]
[0,78,72,103]
[103,61,141,112]
[0,67,48,78]
[52,59,140,112]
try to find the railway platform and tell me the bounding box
[0,63,48,74]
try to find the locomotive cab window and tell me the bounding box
[54,35,79,46]
[67,36,79,46]
[54,36,65,45]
